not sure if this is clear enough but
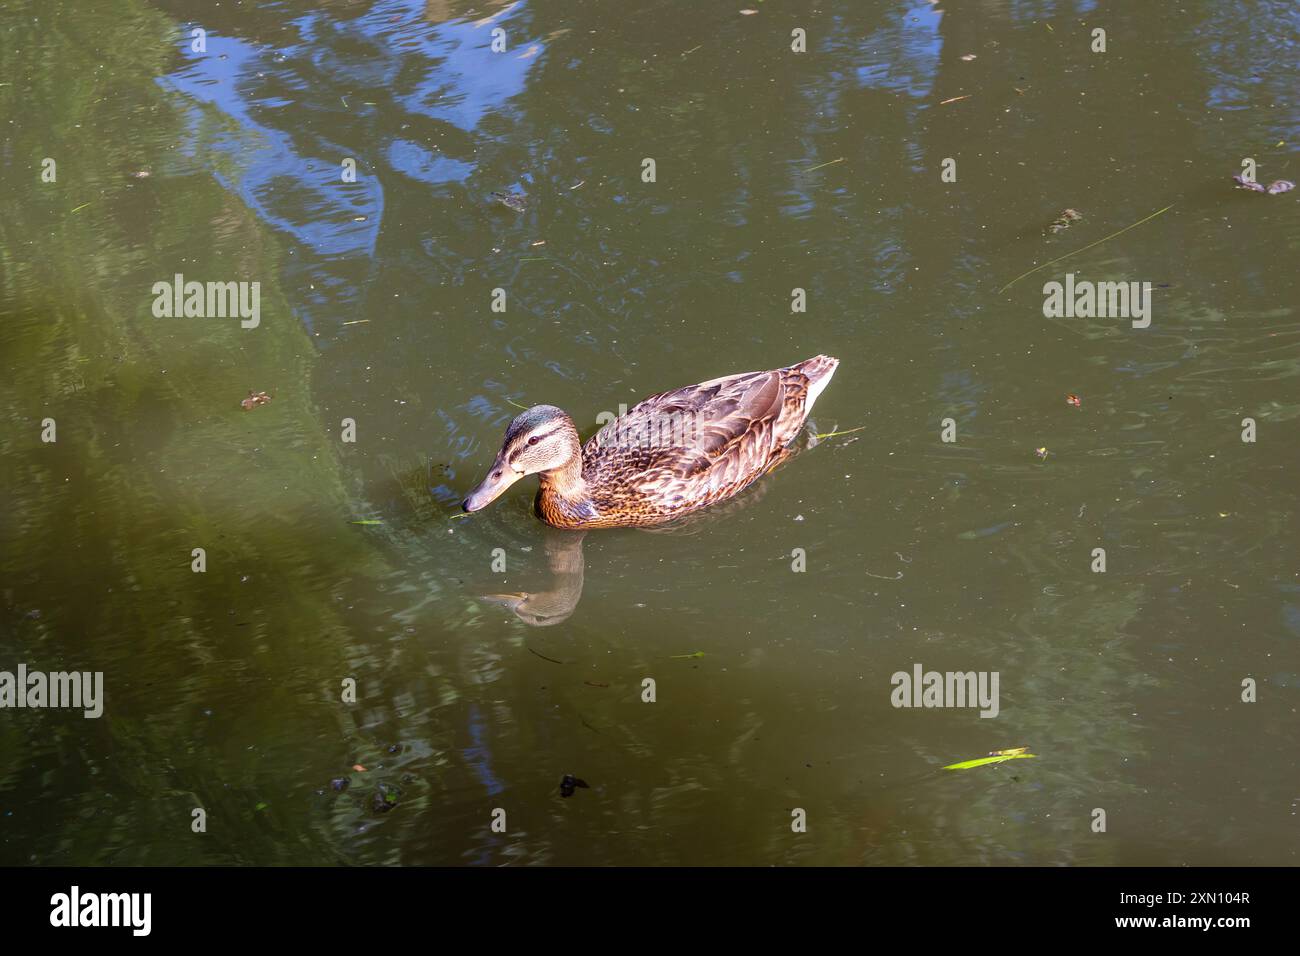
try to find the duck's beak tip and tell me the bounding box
[463,462,521,513]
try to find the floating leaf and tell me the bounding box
[350,520,384,525]
[1231,174,1293,194]
[352,764,367,772]
[1046,207,1083,234]
[254,801,268,811]
[670,651,705,659]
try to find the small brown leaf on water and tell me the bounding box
[352,764,367,772]
[240,390,272,410]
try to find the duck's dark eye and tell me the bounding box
[528,436,540,446]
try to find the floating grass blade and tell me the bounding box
[943,752,1037,771]
[812,424,867,439]
[997,204,1175,294]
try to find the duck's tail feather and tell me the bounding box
[795,354,839,412]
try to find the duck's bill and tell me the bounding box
[462,460,522,512]
[481,592,574,627]
[481,592,528,611]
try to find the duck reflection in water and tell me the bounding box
[481,527,587,627]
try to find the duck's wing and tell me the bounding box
[585,368,801,505]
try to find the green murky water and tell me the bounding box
[1,0,1296,865]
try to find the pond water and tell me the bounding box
[0,0,1296,865]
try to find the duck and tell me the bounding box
[462,354,839,529]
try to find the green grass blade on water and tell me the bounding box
[943,753,1037,771]
[996,203,1175,295]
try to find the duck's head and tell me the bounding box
[462,405,580,513]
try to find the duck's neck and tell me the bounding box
[538,451,586,502]
[536,451,596,526]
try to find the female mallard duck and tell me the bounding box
[462,354,838,529]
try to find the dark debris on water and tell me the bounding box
[372,784,400,813]
[560,774,589,798]
[490,190,528,213]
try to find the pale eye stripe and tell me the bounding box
[508,428,558,464]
